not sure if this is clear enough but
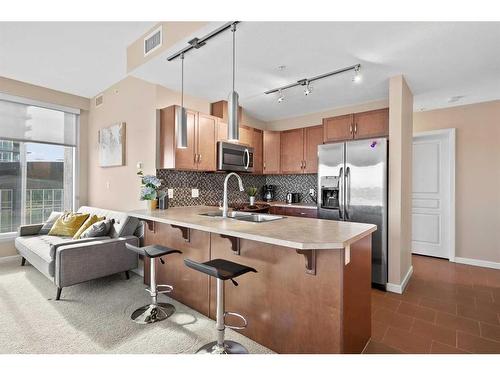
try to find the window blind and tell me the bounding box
[0,99,78,147]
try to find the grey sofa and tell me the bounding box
[15,206,140,300]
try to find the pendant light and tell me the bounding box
[227,23,239,141]
[176,53,188,149]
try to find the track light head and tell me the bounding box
[277,89,285,103]
[304,81,313,96]
[352,65,361,83]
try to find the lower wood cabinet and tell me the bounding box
[269,206,318,218]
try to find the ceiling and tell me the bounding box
[0,22,155,97]
[131,22,500,121]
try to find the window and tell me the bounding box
[0,98,78,234]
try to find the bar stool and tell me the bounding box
[126,243,182,324]
[184,258,257,354]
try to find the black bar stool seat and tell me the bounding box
[125,242,182,324]
[184,258,257,354]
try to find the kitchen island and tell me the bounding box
[129,206,376,354]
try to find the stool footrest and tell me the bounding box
[157,284,174,294]
[224,311,247,330]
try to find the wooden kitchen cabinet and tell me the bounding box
[159,105,216,171]
[269,205,318,218]
[280,125,323,174]
[323,114,354,143]
[263,130,281,174]
[252,128,263,174]
[211,100,242,123]
[217,121,252,146]
[352,108,389,139]
[323,109,389,143]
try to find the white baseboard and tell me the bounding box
[453,257,500,270]
[0,254,21,264]
[386,265,413,294]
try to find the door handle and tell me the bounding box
[345,166,351,220]
[339,167,344,220]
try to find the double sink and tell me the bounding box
[200,210,284,223]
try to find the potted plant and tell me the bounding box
[137,170,162,211]
[247,187,258,206]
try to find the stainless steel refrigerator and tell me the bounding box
[318,139,388,289]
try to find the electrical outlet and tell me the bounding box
[309,188,315,195]
[191,188,199,198]
[168,189,174,199]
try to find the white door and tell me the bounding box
[412,130,454,259]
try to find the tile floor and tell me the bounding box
[364,255,500,354]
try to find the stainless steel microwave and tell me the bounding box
[217,141,254,172]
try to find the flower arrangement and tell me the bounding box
[246,187,258,206]
[137,169,163,210]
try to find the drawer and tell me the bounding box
[270,206,318,218]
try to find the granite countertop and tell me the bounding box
[128,206,376,250]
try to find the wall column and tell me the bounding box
[388,75,414,293]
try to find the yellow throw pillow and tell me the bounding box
[48,212,90,237]
[73,214,105,239]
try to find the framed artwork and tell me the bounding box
[98,122,126,167]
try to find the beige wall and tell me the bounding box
[414,100,500,264]
[127,22,208,73]
[0,76,90,257]
[388,75,414,287]
[265,99,389,131]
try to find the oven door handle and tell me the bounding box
[244,148,250,170]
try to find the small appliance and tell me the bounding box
[217,141,254,172]
[262,185,276,202]
[286,192,301,204]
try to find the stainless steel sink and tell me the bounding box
[200,211,284,222]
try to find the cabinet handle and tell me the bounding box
[303,160,306,169]
[194,154,197,164]
[350,123,353,135]
[198,154,202,163]
[354,123,358,135]
[263,162,266,169]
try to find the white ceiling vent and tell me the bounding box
[95,93,103,107]
[144,27,162,56]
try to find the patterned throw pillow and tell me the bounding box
[73,214,106,239]
[39,211,62,235]
[48,212,90,237]
[80,219,113,239]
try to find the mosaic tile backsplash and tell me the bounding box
[156,170,318,207]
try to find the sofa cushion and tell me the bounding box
[80,219,112,238]
[49,212,89,237]
[77,206,139,238]
[39,211,62,235]
[73,214,105,239]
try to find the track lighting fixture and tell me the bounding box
[277,89,285,103]
[303,81,313,96]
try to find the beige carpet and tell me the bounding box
[0,257,273,354]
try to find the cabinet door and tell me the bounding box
[280,128,304,174]
[284,207,318,218]
[353,108,389,139]
[303,125,323,173]
[323,114,354,143]
[252,128,263,174]
[197,113,217,171]
[217,121,228,142]
[263,131,281,174]
[239,125,254,146]
[175,109,197,170]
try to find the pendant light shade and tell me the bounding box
[227,23,239,141]
[177,53,188,149]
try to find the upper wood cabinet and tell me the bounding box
[159,106,216,171]
[353,108,389,139]
[323,109,389,143]
[239,125,254,147]
[263,130,281,174]
[281,125,323,174]
[211,100,242,123]
[252,128,263,174]
[323,114,354,143]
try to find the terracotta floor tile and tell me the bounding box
[382,327,432,354]
[397,301,436,323]
[457,331,500,353]
[371,320,389,342]
[372,293,401,312]
[479,321,500,342]
[419,297,457,315]
[385,290,421,304]
[457,304,500,325]
[363,340,403,354]
[410,318,457,346]
[456,285,494,303]
[430,341,470,354]
[475,299,500,314]
[435,311,480,336]
[372,308,414,331]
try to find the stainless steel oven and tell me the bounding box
[217,141,254,172]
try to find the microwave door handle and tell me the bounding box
[244,148,250,170]
[339,167,344,219]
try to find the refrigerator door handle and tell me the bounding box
[339,167,344,219]
[345,166,351,220]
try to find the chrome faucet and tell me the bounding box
[222,172,244,218]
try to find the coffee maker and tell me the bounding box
[262,185,276,202]
[320,176,340,209]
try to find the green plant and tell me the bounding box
[246,187,258,197]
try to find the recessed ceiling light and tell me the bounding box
[277,65,286,71]
[448,95,465,103]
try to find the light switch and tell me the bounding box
[168,189,174,198]
[105,181,110,189]
[191,188,199,198]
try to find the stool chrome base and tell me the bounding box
[131,303,175,324]
[196,340,249,354]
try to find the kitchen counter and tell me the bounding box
[128,205,375,250]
